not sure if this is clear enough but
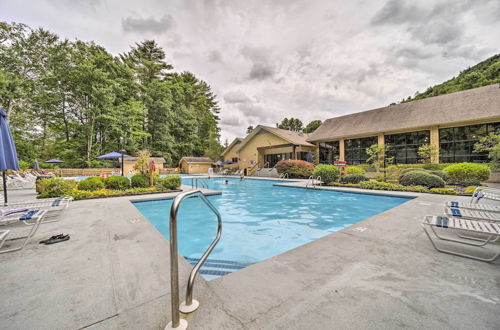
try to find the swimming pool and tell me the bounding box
[133,178,411,279]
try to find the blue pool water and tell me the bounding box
[133,178,410,279]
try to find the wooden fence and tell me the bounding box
[42,167,181,177]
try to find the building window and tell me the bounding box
[344,136,378,165]
[319,141,340,164]
[231,157,238,163]
[264,153,292,167]
[385,130,430,164]
[439,122,499,163]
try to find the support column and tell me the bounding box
[378,133,385,147]
[430,126,440,163]
[339,138,345,162]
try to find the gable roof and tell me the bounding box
[308,84,500,142]
[221,138,243,157]
[236,125,314,152]
[180,157,213,163]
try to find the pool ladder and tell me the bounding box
[306,175,322,189]
[190,177,209,189]
[279,173,289,181]
[165,189,222,330]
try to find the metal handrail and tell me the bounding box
[166,189,222,330]
[279,173,289,181]
[316,176,322,187]
[305,175,314,189]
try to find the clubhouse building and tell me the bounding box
[222,84,500,170]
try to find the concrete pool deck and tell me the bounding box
[0,182,499,329]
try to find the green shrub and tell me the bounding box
[275,160,314,178]
[398,168,427,179]
[359,181,395,190]
[104,176,130,190]
[428,170,449,182]
[399,171,445,188]
[430,188,457,195]
[131,174,150,188]
[399,185,430,193]
[341,173,367,184]
[157,176,181,191]
[18,160,30,170]
[77,177,105,191]
[345,166,366,175]
[313,164,340,184]
[443,163,491,186]
[464,185,478,195]
[37,178,77,198]
[422,163,444,170]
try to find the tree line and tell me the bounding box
[0,22,223,168]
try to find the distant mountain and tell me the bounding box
[402,53,500,103]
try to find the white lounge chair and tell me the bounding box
[0,197,72,221]
[445,207,500,222]
[445,201,500,213]
[471,187,500,203]
[422,215,500,262]
[0,210,47,254]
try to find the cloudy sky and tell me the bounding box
[2,0,499,142]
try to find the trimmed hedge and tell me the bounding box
[399,171,445,188]
[444,163,491,186]
[313,164,340,184]
[398,168,427,179]
[275,160,314,178]
[37,178,77,198]
[345,166,366,175]
[428,170,449,182]
[77,177,105,191]
[104,176,131,190]
[341,173,367,184]
[430,188,457,195]
[131,174,153,188]
[157,176,181,191]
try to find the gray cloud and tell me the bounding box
[122,14,175,34]
[371,0,424,25]
[249,62,274,80]
[208,50,223,63]
[224,90,252,104]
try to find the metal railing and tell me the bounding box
[166,190,222,330]
[190,177,209,189]
[279,173,289,181]
[305,175,322,189]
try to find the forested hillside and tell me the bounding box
[403,53,500,102]
[0,22,223,167]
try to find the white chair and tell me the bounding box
[0,210,48,254]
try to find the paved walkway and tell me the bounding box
[0,182,499,330]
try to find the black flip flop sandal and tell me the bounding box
[43,235,70,245]
[39,234,65,244]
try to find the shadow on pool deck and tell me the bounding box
[0,184,499,330]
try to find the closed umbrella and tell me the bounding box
[0,108,20,205]
[213,160,223,166]
[33,159,40,170]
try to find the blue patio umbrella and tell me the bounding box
[0,108,20,204]
[96,151,131,176]
[95,151,130,159]
[306,151,314,163]
[45,159,64,164]
[221,160,233,165]
[213,160,223,166]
